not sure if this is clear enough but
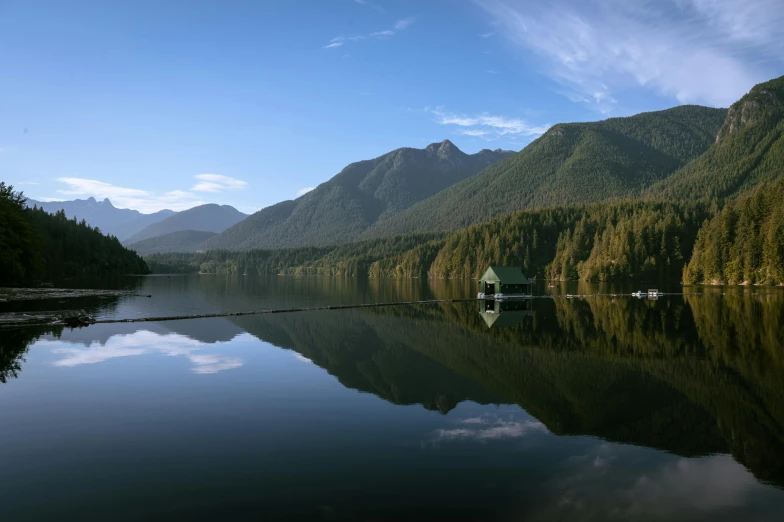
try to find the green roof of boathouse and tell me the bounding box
[479,266,529,285]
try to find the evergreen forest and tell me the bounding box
[0,182,149,286]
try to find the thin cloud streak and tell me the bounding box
[476,0,784,111]
[324,15,415,48]
[191,174,247,193]
[427,106,550,138]
[395,18,415,30]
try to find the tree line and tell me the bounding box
[0,182,149,286]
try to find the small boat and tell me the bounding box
[631,291,646,298]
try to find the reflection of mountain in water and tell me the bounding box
[2,290,783,487]
[230,294,784,487]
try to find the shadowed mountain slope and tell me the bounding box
[645,75,784,201]
[125,204,246,244]
[127,230,218,255]
[363,105,726,238]
[199,140,514,250]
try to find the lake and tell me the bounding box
[1,275,783,521]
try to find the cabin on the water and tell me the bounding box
[478,266,532,296]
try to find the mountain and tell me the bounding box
[645,75,784,200]
[25,197,175,240]
[124,203,247,244]
[198,140,514,251]
[127,230,218,255]
[363,105,727,238]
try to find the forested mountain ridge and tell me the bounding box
[362,105,727,238]
[125,203,247,244]
[26,197,175,241]
[127,230,218,255]
[154,200,707,282]
[198,140,514,251]
[646,75,784,201]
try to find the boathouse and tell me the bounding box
[479,299,534,329]
[478,266,531,295]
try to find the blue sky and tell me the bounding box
[1,0,783,213]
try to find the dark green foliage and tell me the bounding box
[127,230,218,255]
[0,182,42,284]
[227,293,784,484]
[365,105,726,237]
[148,201,707,282]
[647,75,784,200]
[199,141,513,250]
[25,207,150,281]
[146,233,444,276]
[1,181,149,285]
[684,178,784,285]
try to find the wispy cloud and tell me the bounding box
[479,32,495,38]
[16,181,40,185]
[41,330,246,375]
[476,0,784,111]
[54,174,245,213]
[296,187,315,197]
[191,174,247,193]
[395,18,415,30]
[324,15,415,48]
[427,106,550,138]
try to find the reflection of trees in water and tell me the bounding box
[234,293,784,487]
[0,326,63,383]
[3,290,783,487]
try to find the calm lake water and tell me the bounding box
[1,275,783,521]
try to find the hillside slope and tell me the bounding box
[199,140,513,250]
[127,230,218,255]
[125,204,247,244]
[645,75,784,201]
[363,105,726,238]
[683,177,784,285]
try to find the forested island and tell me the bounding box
[0,182,149,286]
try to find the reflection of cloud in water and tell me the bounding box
[293,353,313,364]
[529,445,763,521]
[38,330,245,374]
[435,413,547,441]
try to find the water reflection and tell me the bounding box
[433,413,547,442]
[2,286,784,497]
[478,299,534,328]
[36,330,246,374]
